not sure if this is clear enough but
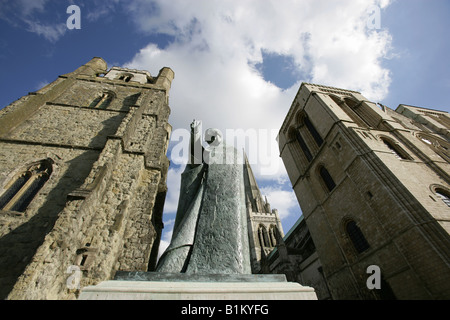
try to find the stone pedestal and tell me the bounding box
[78,272,317,300]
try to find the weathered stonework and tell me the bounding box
[0,57,174,299]
[262,216,331,300]
[277,83,450,300]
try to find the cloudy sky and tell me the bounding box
[0,0,449,256]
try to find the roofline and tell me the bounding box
[396,104,449,114]
[279,82,362,134]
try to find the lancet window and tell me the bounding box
[381,138,411,160]
[297,112,323,155]
[258,225,270,248]
[268,225,278,247]
[345,220,370,254]
[90,91,114,109]
[318,165,336,192]
[0,159,53,212]
[288,128,309,174]
[288,112,324,174]
[117,73,133,82]
[295,130,313,162]
[435,188,450,207]
[417,133,450,163]
[330,95,381,128]
[304,116,323,147]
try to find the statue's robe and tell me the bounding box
[156,140,251,274]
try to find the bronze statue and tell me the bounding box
[156,120,251,274]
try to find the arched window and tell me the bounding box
[381,138,411,160]
[344,98,377,128]
[417,134,450,163]
[288,127,308,174]
[0,172,31,209]
[118,73,133,82]
[258,225,270,248]
[90,92,114,109]
[0,159,53,212]
[345,220,370,254]
[330,95,382,128]
[304,116,323,147]
[268,225,278,247]
[319,165,336,192]
[288,113,324,175]
[296,112,323,154]
[330,95,369,128]
[295,130,313,162]
[435,188,450,207]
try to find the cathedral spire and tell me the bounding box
[243,151,266,213]
[243,150,285,273]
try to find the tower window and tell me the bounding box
[118,74,133,82]
[296,130,313,162]
[288,112,323,171]
[0,173,31,209]
[417,134,450,163]
[90,92,114,109]
[304,117,323,147]
[330,95,369,128]
[381,138,411,160]
[346,220,370,254]
[268,225,278,247]
[435,188,450,207]
[319,165,336,192]
[0,160,52,212]
[258,225,270,248]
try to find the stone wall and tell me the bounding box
[0,57,174,299]
[263,216,332,300]
[278,83,450,300]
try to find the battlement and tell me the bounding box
[104,66,154,84]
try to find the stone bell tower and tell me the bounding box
[278,82,450,299]
[0,57,174,299]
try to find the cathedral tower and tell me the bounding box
[243,153,284,273]
[278,83,450,299]
[0,57,174,299]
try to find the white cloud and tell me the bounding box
[164,165,184,214]
[122,0,393,232]
[156,164,181,261]
[85,0,122,22]
[0,0,67,42]
[16,0,49,16]
[157,218,174,260]
[124,1,393,132]
[124,0,392,99]
[260,186,300,221]
[24,19,66,43]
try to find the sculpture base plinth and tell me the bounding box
[78,272,317,300]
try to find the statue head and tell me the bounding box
[204,128,222,147]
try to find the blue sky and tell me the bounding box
[1,0,449,254]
